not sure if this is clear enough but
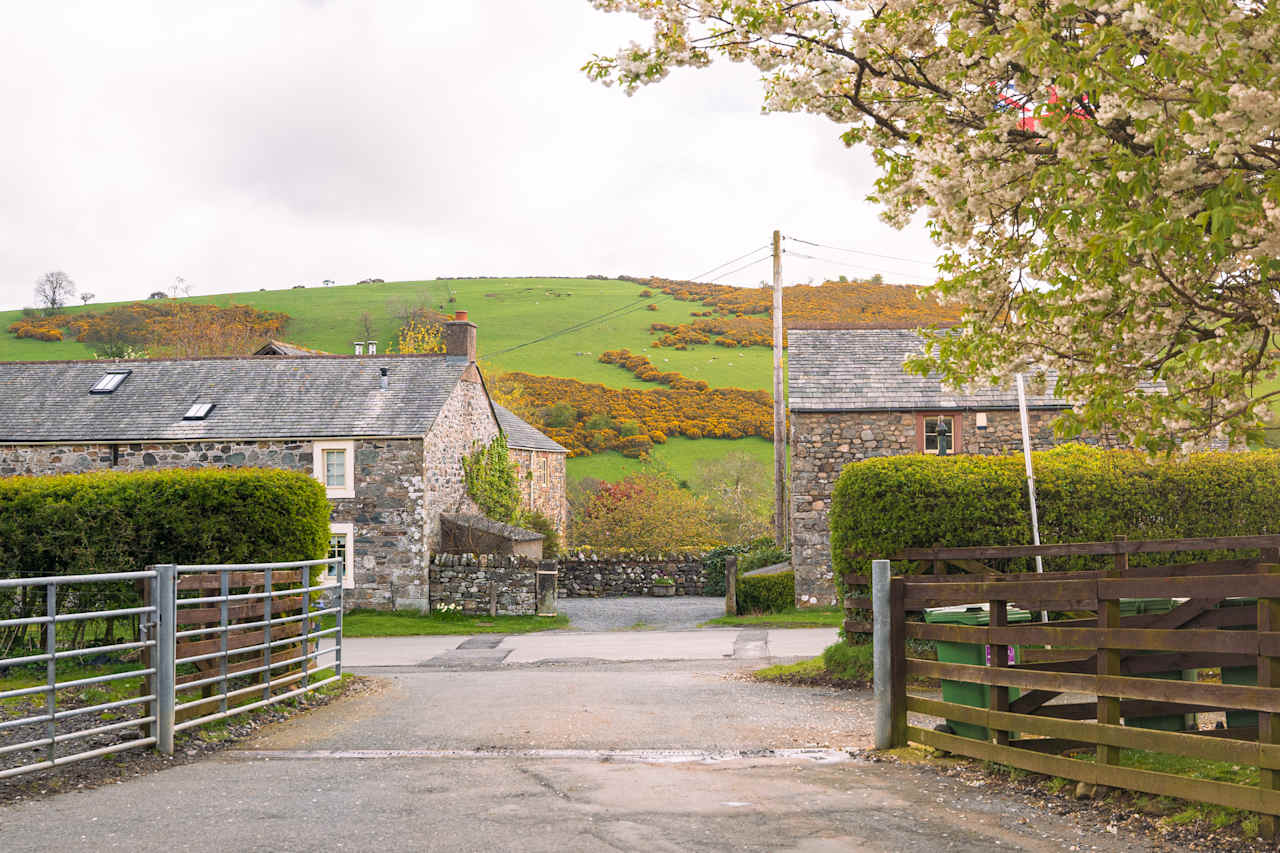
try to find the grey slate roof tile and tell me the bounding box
[0,355,468,442]
[493,404,567,454]
[787,329,1069,412]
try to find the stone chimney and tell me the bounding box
[445,310,477,364]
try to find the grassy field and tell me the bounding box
[334,609,568,636]
[566,435,774,485]
[703,608,842,628]
[0,277,775,391]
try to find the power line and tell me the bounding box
[486,243,776,357]
[784,235,934,267]
[784,250,927,282]
[706,253,772,284]
[686,244,771,281]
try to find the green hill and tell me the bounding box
[0,277,773,392]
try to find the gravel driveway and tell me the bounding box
[556,595,726,631]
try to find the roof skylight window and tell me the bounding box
[90,370,131,394]
[183,403,215,420]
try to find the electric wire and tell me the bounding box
[784,235,934,267]
[784,250,926,281]
[686,244,771,282]
[486,244,771,357]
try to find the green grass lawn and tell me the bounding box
[0,277,775,391]
[703,607,842,628]
[334,608,568,637]
[568,435,774,485]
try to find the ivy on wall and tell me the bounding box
[461,433,521,524]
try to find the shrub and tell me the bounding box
[569,472,721,552]
[539,402,577,429]
[739,543,789,572]
[0,469,330,636]
[830,445,1280,595]
[518,510,561,558]
[736,570,794,614]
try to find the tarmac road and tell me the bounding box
[0,656,1183,852]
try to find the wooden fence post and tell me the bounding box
[1259,547,1280,839]
[1097,538,1125,769]
[724,556,738,617]
[989,596,1010,746]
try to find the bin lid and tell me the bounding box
[924,603,1033,625]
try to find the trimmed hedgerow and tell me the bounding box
[0,468,331,578]
[0,469,330,642]
[737,570,795,614]
[830,445,1280,594]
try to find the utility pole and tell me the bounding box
[772,229,787,548]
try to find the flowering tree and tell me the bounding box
[586,1,1280,450]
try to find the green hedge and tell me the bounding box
[0,469,331,641]
[737,570,795,614]
[830,445,1280,592]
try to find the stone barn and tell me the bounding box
[787,328,1089,607]
[494,404,568,539]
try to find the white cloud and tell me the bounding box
[0,1,937,310]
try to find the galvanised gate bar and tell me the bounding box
[0,557,343,778]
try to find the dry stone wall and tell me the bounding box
[429,552,539,615]
[789,408,1097,607]
[557,554,707,597]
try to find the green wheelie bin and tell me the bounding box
[925,604,1032,740]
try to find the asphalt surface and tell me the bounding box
[0,658,1187,852]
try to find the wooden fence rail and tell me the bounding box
[872,534,1280,835]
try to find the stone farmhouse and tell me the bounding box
[0,315,568,611]
[788,328,1091,607]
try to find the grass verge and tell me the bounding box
[332,609,569,637]
[899,745,1274,850]
[754,641,874,688]
[704,607,842,629]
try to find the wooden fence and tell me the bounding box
[873,534,1280,834]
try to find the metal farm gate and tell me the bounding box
[0,558,342,779]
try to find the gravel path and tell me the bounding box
[555,595,726,631]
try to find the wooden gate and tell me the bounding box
[874,535,1280,832]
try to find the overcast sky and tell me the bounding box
[0,2,938,311]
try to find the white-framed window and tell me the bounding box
[312,440,355,498]
[327,522,355,589]
[921,415,958,455]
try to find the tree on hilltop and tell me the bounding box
[587,0,1280,450]
[34,271,75,314]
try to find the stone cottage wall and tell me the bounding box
[421,370,500,554]
[429,552,539,615]
[557,554,707,597]
[789,408,1076,607]
[0,437,426,612]
[509,447,568,538]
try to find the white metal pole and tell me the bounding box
[1016,375,1048,622]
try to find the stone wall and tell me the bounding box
[557,554,707,597]
[510,447,568,538]
[0,437,428,612]
[429,552,539,615]
[789,408,1089,607]
[421,368,500,553]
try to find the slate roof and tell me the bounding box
[254,340,326,357]
[0,356,469,442]
[787,329,1068,412]
[493,404,567,454]
[440,513,544,542]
